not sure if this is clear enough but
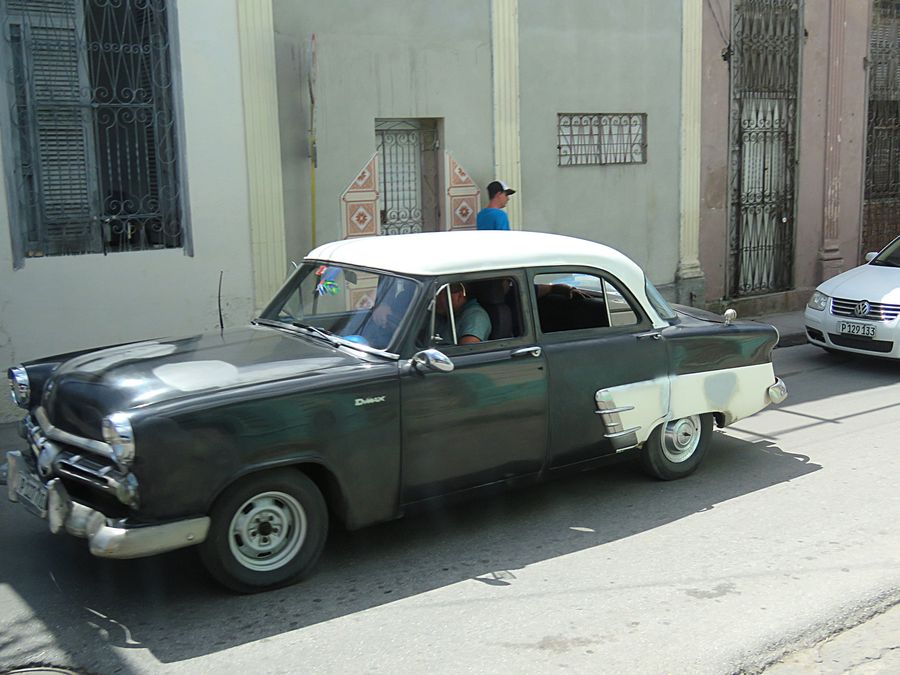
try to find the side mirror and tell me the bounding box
[411,349,454,373]
[865,252,878,263]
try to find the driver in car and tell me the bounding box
[433,282,491,344]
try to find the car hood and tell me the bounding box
[817,265,900,303]
[42,325,368,437]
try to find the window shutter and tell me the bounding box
[32,23,95,254]
[6,0,97,257]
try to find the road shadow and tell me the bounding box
[0,432,819,672]
[774,344,900,407]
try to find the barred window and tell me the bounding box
[1,0,186,266]
[557,113,647,167]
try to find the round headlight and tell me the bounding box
[102,412,135,466]
[807,290,829,312]
[8,366,30,408]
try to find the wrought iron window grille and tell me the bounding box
[1,0,185,264]
[557,113,647,167]
[862,0,900,258]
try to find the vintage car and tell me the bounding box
[6,231,787,592]
[804,234,900,359]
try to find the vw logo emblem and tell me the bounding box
[853,301,870,317]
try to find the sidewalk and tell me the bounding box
[754,309,808,348]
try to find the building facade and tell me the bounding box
[699,0,898,315]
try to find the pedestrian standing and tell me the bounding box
[476,180,516,230]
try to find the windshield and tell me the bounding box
[645,278,677,322]
[260,263,419,351]
[869,237,900,268]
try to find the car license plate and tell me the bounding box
[15,470,49,516]
[838,321,875,338]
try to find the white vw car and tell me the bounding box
[805,235,900,358]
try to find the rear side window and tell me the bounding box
[533,272,639,333]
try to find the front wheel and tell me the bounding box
[640,413,713,480]
[199,470,328,593]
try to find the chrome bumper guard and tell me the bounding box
[6,450,209,559]
[767,377,788,405]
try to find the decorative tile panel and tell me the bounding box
[340,153,380,238]
[444,151,480,230]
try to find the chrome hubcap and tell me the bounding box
[228,491,307,572]
[661,415,702,463]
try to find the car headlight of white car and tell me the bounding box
[807,290,829,312]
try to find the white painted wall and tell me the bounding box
[0,1,256,422]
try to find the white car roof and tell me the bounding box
[305,231,667,329]
[306,230,644,282]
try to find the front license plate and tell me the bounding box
[838,321,875,338]
[15,470,49,517]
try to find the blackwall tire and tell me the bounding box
[640,413,713,481]
[199,470,328,593]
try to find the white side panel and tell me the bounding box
[669,362,777,426]
[599,362,777,447]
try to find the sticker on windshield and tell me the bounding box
[315,266,341,296]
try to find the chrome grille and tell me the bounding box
[831,297,900,321]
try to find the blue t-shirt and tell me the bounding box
[476,208,510,230]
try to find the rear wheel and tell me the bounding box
[199,470,328,593]
[641,413,713,480]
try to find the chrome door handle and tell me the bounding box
[635,331,661,340]
[511,346,542,358]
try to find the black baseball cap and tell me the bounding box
[487,180,516,198]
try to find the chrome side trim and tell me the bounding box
[595,389,641,451]
[594,405,634,415]
[605,427,641,439]
[35,407,114,459]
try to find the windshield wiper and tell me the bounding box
[292,322,341,346]
[253,318,340,346]
[870,259,900,268]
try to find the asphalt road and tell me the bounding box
[1,344,898,674]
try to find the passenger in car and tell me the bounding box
[364,276,416,348]
[434,282,492,344]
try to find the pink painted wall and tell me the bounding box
[699,0,871,309]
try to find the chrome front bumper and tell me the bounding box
[6,450,209,559]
